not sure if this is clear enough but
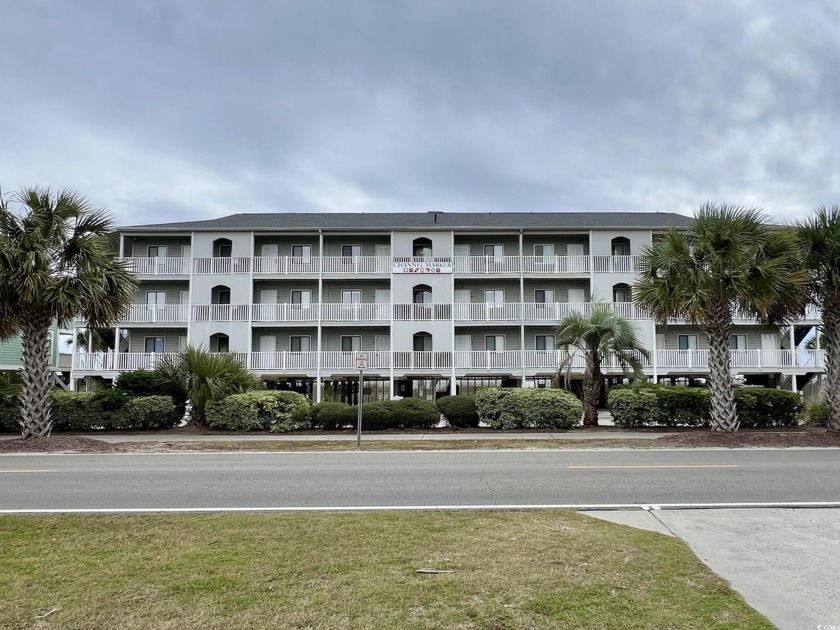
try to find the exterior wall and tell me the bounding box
[658,326,765,350]
[521,280,590,302]
[322,281,390,303]
[127,236,191,257]
[453,235,519,255]
[127,328,187,353]
[251,327,319,351]
[133,282,190,304]
[253,281,320,303]
[455,280,521,302]
[254,235,320,257]
[391,231,454,258]
[522,235,589,255]
[322,328,390,351]
[322,236,390,256]
[455,326,522,351]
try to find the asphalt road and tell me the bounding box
[1,449,839,511]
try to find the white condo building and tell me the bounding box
[71,212,825,400]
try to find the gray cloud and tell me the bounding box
[1,0,838,225]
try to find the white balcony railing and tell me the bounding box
[453,303,522,321]
[252,303,318,322]
[193,257,251,274]
[453,256,520,274]
[592,255,649,273]
[73,348,828,374]
[393,304,452,321]
[122,257,189,275]
[520,256,591,274]
[253,257,319,275]
[191,304,251,322]
[122,304,189,324]
[320,303,391,322]
[321,256,391,275]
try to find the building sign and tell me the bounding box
[392,261,453,274]
[355,353,368,371]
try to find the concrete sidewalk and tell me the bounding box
[3,430,673,443]
[587,508,840,630]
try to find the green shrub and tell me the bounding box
[205,391,311,432]
[91,388,131,412]
[607,389,662,428]
[395,397,440,429]
[734,388,802,427]
[312,402,357,430]
[804,397,828,426]
[361,400,397,430]
[0,385,21,433]
[475,387,582,430]
[115,370,160,397]
[606,385,802,428]
[436,395,479,428]
[123,396,182,430]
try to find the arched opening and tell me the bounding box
[413,332,433,352]
[213,238,233,258]
[613,283,631,303]
[209,333,230,353]
[413,237,433,258]
[211,285,231,305]
[412,284,432,304]
[611,237,630,256]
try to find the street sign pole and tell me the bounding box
[355,353,368,447]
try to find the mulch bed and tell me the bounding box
[658,429,840,448]
[0,437,116,453]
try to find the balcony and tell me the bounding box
[121,257,189,276]
[121,304,189,324]
[193,257,251,274]
[593,255,649,273]
[253,257,319,275]
[191,304,251,322]
[72,349,827,375]
[321,256,391,275]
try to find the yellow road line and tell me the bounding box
[0,469,55,473]
[567,465,739,470]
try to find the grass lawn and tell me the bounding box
[0,511,774,629]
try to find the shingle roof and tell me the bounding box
[120,211,695,232]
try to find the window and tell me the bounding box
[341,336,362,351]
[291,245,312,261]
[291,290,312,305]
[611,237,630,256]
[341,290,362,304]
[144,337,165,353]
[534,244,554,259]
[613,284,631,303]
[485,289,505,305]
[534,289,555,304]
[342,245,362,257]
[148,245,167,258]
[413,332,433,352]
[213,238,233,258]
[146,291,166,305]
[212,285,231,305]
[678,335,698,350]
[210,333,230,353]
[485,335,505,352]
[729,335,747,350]
[536,335,555,351]
[484,244,504,261]
[290,336,311,352]
[412,238,433,258]
[413,284,432,304]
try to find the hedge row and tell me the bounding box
[475,387,582,430]
[205,391,311,432]
[0,387,181,433]
[606,385,803,428]
[436,395,479,428]
[307,398,441,431]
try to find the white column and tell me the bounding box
[450,228,457,395]
[789,325,798,391]
[389,230,395,399]
[315,230,324,403]
[246,230,255,369]
[651,320,658,383]
[186,231,195,345]
[519,230,526,387]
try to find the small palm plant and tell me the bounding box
[635,203,807,432]
[153,346,258,425]
[554,304,649,426]
[0,188,136,437]
[796,206,840,430]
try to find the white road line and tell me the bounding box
[1,502,840,515]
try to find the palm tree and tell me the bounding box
[796,206,840,430]
[152,346,258,425]
[635,203,807,432]
[554,305,649,426]
[0,188,136,438]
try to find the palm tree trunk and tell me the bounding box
[822,303,840,430]
[582,354,602,426]
[705,304,738,432]
[19,313,54,438]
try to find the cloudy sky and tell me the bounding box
[1,0,838,225]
